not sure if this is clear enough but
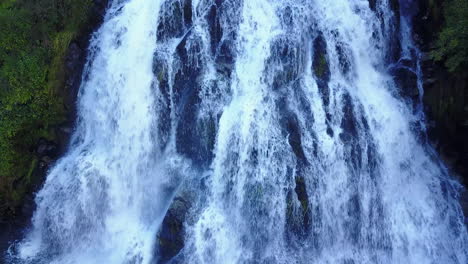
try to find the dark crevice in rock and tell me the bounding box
[286,114,307,165]
[285,172,311,244]
[339,93,358,144]
[276,95,308,166]
[312,33,334,138]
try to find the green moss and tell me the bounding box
[25,158,38,184]
[0,0,93,218]
[157,67,166,82]
[314,53,328,79]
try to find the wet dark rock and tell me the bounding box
[36,140,49,156]
[345,194,362,244]
[389,0,400,17]
[399,58,416,69]
[368,0,377,11]
[36,139,58,157]
[153,55,172,151]
[269,38,305,92]
[183,0,193,26]
[63,42,85,116]
[82,0,110,42]
[294,176,309,218]
[336,42,353,77]
[460,190,468,227]
[208,1,239,77]
[207,4,223,54]
[20,195,35,219]
[312,34,331,107]
[312,35,330,83]
[285,173,311,242]
[423,77,436,86]
[294,86,315,127]
[340,93,358,144]
[157,0,192,41]
[340,94,367,174]
[66,43,83,75]
[56,125,74,154]
[280,112,307,165]
[422,67,468,185]
[215,39,236,74]
[173,34,215,167]
[391,67,419,99]
[412,0,443,50]
[156,196,192,264]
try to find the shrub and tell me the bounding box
[432,0,468,72]
[0,0,92,218]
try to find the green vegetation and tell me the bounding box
[432,0,468,72]
[0,0,92,218]
[313,53,328,79]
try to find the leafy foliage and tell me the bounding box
[432,0,468,72]
[0,0,92,217]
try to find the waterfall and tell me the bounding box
[7,0,467,263]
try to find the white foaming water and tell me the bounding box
[7,0,468,263]
[183,0,468,263]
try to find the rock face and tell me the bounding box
[156,3,468,260]
[422,64,468,180]
[413,0,468,225]
[413,0,468,186]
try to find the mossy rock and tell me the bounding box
[312,34,330,82]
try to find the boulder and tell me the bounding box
[391,67,419,99]
[156,195,192,263]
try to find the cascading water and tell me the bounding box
[6,0,468,263]
[9,0,178,262]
